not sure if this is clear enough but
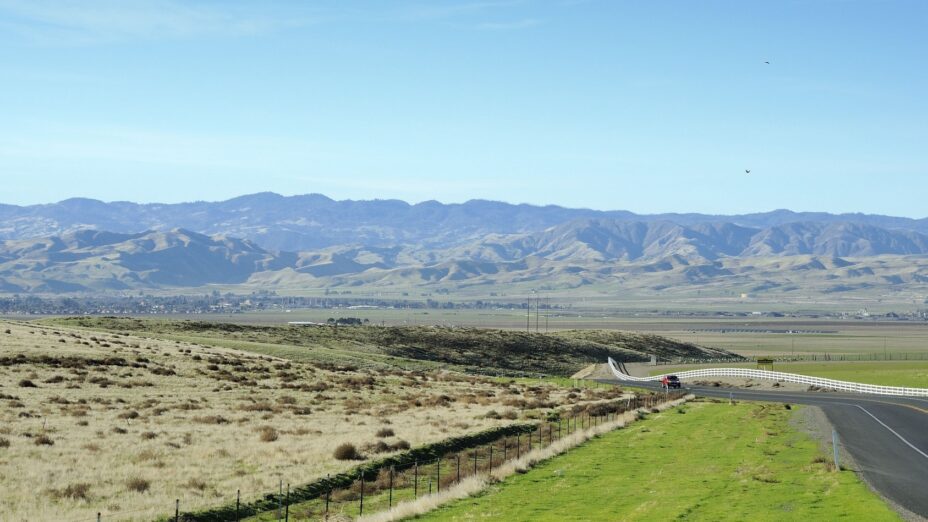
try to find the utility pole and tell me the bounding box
[526,297,530,332]
[545,296,549,333]
[535,293,539,332]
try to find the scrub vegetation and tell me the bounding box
[0,320,635,521]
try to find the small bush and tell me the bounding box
[112,427,128,435]
[141,431,158,440]
[18,379,37,388]
[257,426,279,442]
[51,483,92,501]
[126,477,150,493]
[391,439,411,451]
[34,435,54,446]
[185,477,208,492]
[0,437,10,448]
[333,443,362,460]
[376,427,395,438]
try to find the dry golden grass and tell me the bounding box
[0,320,620,521]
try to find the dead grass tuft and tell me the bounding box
[126,477,151,493]
[257,426,279,442]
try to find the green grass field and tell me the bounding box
[417,402,899,522]
[650,361,928,388]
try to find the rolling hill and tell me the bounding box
[3,217,928,295]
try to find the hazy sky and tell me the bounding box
[1,1,926,216]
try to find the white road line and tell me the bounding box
[855,405,928,461]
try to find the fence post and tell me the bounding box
[236,489,240,520]
[175,499,179,522]
[97,514,101,522]
[474,447,478,475]
[457,454,461,483]
[517,434,521,458]
[284,483,290,522]
[277,479,282,521]
[325,483,330,520]
[489,443,493,469]
[359,474,365,515]
[414,461,419,498]
[832,429,840,471]
[389,465,394,508]
[437,458,441,492]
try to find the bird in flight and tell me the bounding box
[764,61,770,64]
[745,169,751,174]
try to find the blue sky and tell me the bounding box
[1,0,926,216]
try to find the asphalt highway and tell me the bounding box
[598,379,928,518]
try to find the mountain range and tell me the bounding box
[1,195,928,295]
[2,193,927,252]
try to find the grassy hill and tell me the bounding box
[44,317,741,376]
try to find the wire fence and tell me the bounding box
[73,391,681,522]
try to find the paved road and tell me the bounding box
[598,379,928,518]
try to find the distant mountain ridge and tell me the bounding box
[1,193,927,252]
[3,218,928,293]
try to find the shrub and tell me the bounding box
[34,435,54,446]
[185,477,208,492]
[0,437,10,448]
[257,426,279,442]
[333,443,362,461]
[375,427,395,438]
[126,477,150,493]
[141,431,158,440]
[391,439,411,451]
[18,379,37,388]
[51,483,91,501]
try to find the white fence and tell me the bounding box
[607,358,928,398]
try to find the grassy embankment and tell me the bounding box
[44,316,738,377]
[418,401,900,521]
[650,361,928,388]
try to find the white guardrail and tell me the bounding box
[607,357,928,398]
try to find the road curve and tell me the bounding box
[596,379,928,519]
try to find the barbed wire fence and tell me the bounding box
[73,391,684,522]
